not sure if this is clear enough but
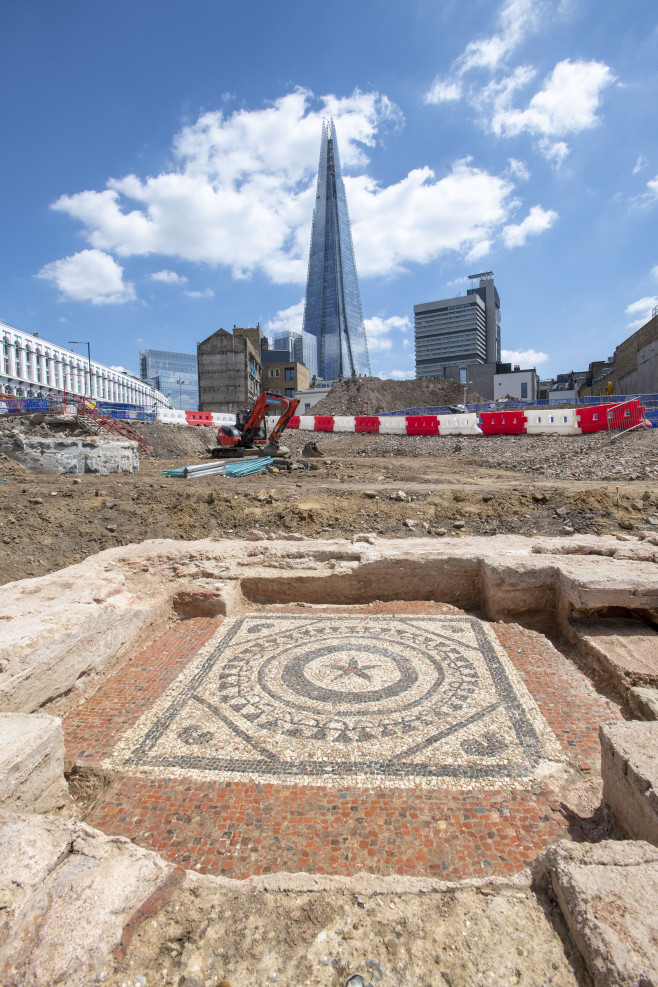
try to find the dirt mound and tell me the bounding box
[310,376,484,415]
[136,422,219,460]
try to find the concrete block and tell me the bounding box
[0,436,138,474]
[570,618,658,700]
[600,721,658,845]
[0,713,67,813]
[536,839,658,987]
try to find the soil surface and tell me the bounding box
[107,879,591,987]
[0,417,656,586]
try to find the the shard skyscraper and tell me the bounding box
[302,119,371,380]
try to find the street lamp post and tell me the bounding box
[176,378,186,410]
[463,380,473,408]
[68,341,92,398]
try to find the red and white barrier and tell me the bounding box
[267,412,482,435]
[156,409,236,427]
[158,400,646,437]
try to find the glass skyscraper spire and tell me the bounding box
[302,119,371,380]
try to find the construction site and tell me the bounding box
[0,384,657,987]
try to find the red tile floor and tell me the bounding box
[62,603,623,881]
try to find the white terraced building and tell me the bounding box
[1,321,171,408]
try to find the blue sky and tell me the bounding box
[2,0,657,382]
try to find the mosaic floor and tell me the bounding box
[106,615,565,788]
[63,604,623,880]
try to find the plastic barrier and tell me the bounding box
[332,416,356,432]
[185,411,214,426]
[406,416,440,436]
[313,416,335,432]
[210,412,236,426]
[297,416,316,431]
[355,415,380,434]
[437,413,482,435]
[156,409,187,423]
[575,404,615,433]
[379,416,408,435]
[525,409,580,435]
[479,411,527,435]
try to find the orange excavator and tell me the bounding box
[211,392,300,458]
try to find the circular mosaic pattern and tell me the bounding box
[215,627,479,743]
[112,615,567,788]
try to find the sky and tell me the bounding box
[2,0,658,383]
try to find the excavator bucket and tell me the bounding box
[302,441,324,458]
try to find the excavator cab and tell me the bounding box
[211,392,299,458]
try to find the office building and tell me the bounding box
[271,330,318,378]
[1,319,170,407]
[414,273,501,379]
[139,348,199,410]
[262,358,310,399]
[302,119,370,380]
[197,327,262,413]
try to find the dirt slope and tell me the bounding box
[310,376,484,415]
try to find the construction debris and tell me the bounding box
[161,457,274,479]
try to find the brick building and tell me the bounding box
[580,310,658,397]
[197,328,262,413]
[262,359,309,399]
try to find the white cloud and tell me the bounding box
[36,249,135,305]
[423,80,463,104]
[364,314,411,354]
[632,173,658,206]
[423,0,614,163]
[501,348,550,366]
[507,158,530,181]
[348,159,516,276]
[465,240,492,262]
[651,264,658,279]
[633,154,648,175]
[43,90,536,290]
[502,205,557,247]
[625,296,658,328]
[264,300,305,335]
[491,59,615,145]
[183,288,214,299]
[384,369,415,380]
[151,269,187,284]
[425,0,546,103]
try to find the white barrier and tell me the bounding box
[156,409,187,424]
[297,416,316,431]
[378,416,408,435]
[525,409,580,434]
[437,413,482,435]
[210,413,236,426]
[332,416,356,432]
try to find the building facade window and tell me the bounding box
[521,382,528,399]
[285,388,295,398]
[268,368,280,378]
[285,368,295,380]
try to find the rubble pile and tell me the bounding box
[310,375,484,415]
[283,428,657,481]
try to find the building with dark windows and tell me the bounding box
[139,348,199,410]
[302,119,370,380]
[414,273,501,379]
